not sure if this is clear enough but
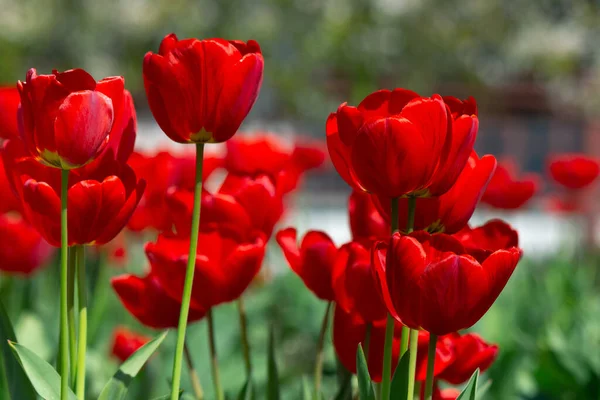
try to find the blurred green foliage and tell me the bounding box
[1,237,600,399]
[3,0,600,122]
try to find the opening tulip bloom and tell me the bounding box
[112,272,206,329]
[454,219,519,263]
[146,228,266,310]
[143,34,264,144]
[548,153,600,190]
[276,228,337,301]
[0,213,54,276]
[481,160,539,209]
[437,333,498,385]
[0,87,20,140]
[18,68,121,169]
[326,89,478,198]
[111,327,151,362]
[2,139,145,246]
[348,190,389,243]
[373,231,521,336]
[374,152,497,234]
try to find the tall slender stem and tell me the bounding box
[184,342,204,400]
[400,197,417,358]
[237,297,252,377]
[314,301,332,399]
[67,247,77,387]
[170,143,205,400]
[381,197,400,400]
[59,169,69,400]
[406,329,420,400]
[75,245,87,399]
[207,309,223,400]
[423,334,437,400]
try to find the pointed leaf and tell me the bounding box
[98,330,168,400]
[456,369,480,400]
[267,327,280,400]
[390,350,410,398]
[8,341,77,400]
[237,376,254,400]
[301,376,311,400]
[0,300,36,400]
[356,345,375,400]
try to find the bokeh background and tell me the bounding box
[1,0,600,399]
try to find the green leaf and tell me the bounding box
[301,376,311,400]
[150,389,183,400]
[334,359,353,400]
[267,327,280,400]
[356,345,376,400]
[237,376,254,400]
[390,350,411,398]
[8,341,77,400]
[97,330,168,400]
[0,300,36,400]
[456,369,480,400]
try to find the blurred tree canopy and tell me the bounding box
[2,0,600,121]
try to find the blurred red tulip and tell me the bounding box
[443,96,477,119]
[18,68,121,169]
[127,150,223,232]
[481,160,539,209]
[112,272,206,329]
[0,87,20,140]
[276,228,337,301]
[167,175,283,240]
[374,152,497,234]
[2,139,145,246]
[0,213,53,276]
[143,34,264,144]
[437,333,498,385]
[0,157,22,214]
[548,153,600,190]
[111,327,150,362]
[348,190,389,243]
[146,228,266,310]
[224,134,326,195]
[373,231,521,336]
[454,219,519,263]
[420,384,461,400]
[332,241,387,323]
[326,90,478,198]
[415,333,456,381]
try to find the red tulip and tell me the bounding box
[373,231,521,336]
[112,272,206,329]
[332,241,387,323]
[348,190,389,243]
[454,219,519,263]
[127,150,222,232]
[167,174,283,240]
[276,228,337,301]
[332,306,454,383]
[374,152,497,234]
[0,86,20,140]
[0,213,54,276]
[442,96,477,119]
[224,134,326,195]
[2,139,145,246]
[143,34,264,144]
[437,333,498,384]
[420,384,461,400]
[18,68,121,169]
[326,89,478,198]
[0,157,22,214]
[146,228,266,310]
[548,153,600,190]
[481,160,539,209]
[111,327,151,362]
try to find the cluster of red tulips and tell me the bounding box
[0,32,599,400]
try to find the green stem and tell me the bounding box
[207,309,224,400]
[184,342,204,400]
[314,301,332,399]
[75,245,87,399]
[237,297,252,377]
[424,334,437,400]
[89,254,109,344]
[67,247,77,387]
[406,329,419,400]
[59,169,69,400]
[381,197,400,399]
[170,143,205,400]
[400,197,417,359]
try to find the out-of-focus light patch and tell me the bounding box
[375,0,419,16]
